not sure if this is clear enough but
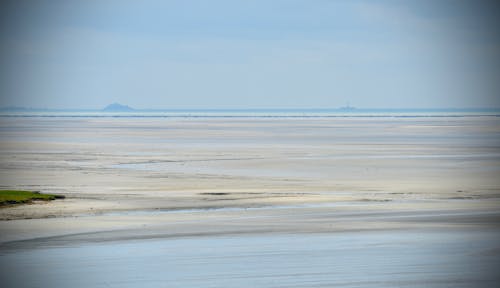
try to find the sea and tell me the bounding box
[1,108,499,118]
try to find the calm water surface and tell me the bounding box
[1,229,499,288]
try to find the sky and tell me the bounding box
[0,0,499,109]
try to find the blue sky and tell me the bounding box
[1,0,499,109]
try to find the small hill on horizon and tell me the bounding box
[102,103,135,112]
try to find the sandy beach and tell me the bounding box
[1,116,500,287]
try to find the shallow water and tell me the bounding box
[1,229,499,288]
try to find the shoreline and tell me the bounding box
[1,196,499,248]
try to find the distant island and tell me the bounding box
[102,103,135,112]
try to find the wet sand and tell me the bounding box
[1,116,500,287]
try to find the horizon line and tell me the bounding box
[1,106,500,112]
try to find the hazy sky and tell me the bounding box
[1,0,499,109]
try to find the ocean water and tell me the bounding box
[1,229,499,288]
[1,108,499,118]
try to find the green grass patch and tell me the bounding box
[0,190,65,206]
